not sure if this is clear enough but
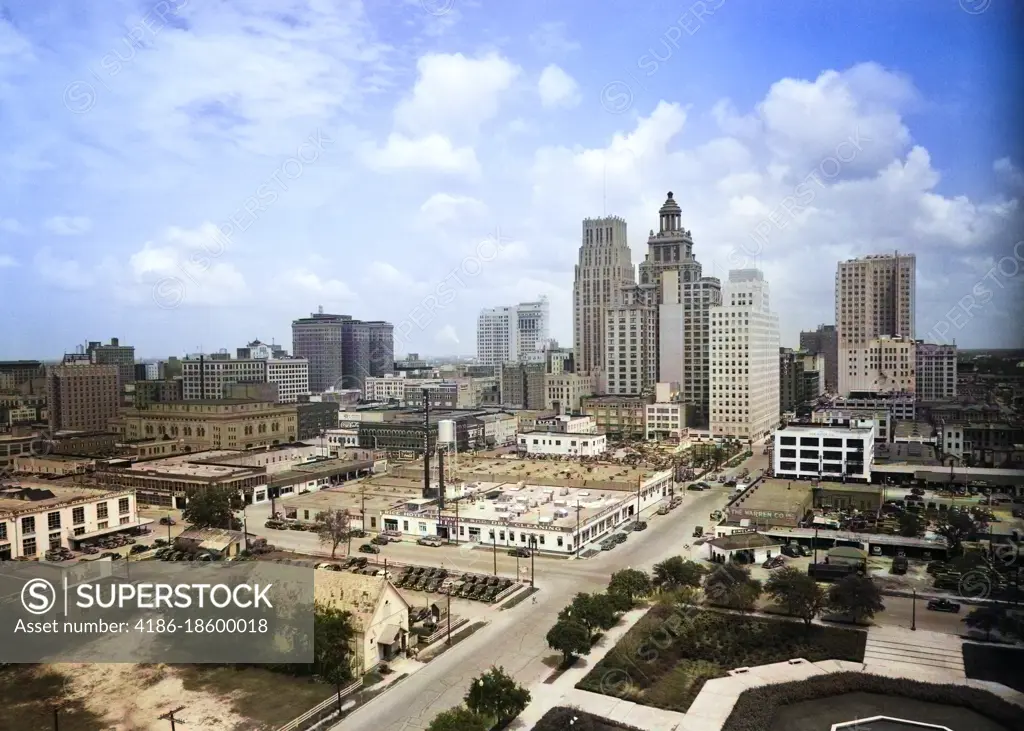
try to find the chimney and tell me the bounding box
[437,448,446,510]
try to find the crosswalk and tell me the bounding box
[864,626,965,678]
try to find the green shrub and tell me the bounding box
[532,707,644,731]
[721,672,1024,731]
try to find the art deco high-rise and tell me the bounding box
[709,270,780,441]
[644,192,722,424]
[835,253,916,395]
[47,358,120,433]
[292,308,393,393]
[573,216,635,377]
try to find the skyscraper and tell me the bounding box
[709,270,780,441]
[48,360,120,433]
[292,309,394,393]
[643,192,721,425]
[87,338,135,387]
[573,216,635,378]
[605,285,658,396]
[476,299,550,366]
[835,253,916,395]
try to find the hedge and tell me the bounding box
[531,707,644,731]
[721,672,1024,731]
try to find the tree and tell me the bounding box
[827,575,885,624]
[653,557,706,591]
[546,619,591,666]
[182,486,243,529]
[316,508,350,559]
[313,602,355,686]
[898,511,925,538]
[608,569,652,608]
[558,593,618,637]
[426,707,490,731]
[465,666,531,725]
[937,511,985,557]
[704,563,762,611]
[764,566,827,626]
[962,605,1011,643]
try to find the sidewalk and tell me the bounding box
[513,606,686,731]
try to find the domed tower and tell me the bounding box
[659,191,682,233]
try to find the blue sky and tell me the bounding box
[0,0,1021,359]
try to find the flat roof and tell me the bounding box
[436,455,663,487]
[873,442,940,466]
[0,482,128,515]
[893,421,936,439]
[437,483,641,529]
[519,431,603,439]
[731,478,882,514]
[269,458,373,486]
[128,453,255,478]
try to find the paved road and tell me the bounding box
[244,448,963,731]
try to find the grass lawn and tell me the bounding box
[577,605,866,713]
[176,665,335,729]
[0,665,107,731]
[963,644,1024,693]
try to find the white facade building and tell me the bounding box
[836,253,916,395]
[534,414,598,434]
[0,483,145,559]
[773,421,876,482]
[646,402,685,440]
[363,374,409,402]
[545,373,595,415]
[915,342,957,401]
[710,270,780,442]
[476,299,550,367]
[518,431,607,457]
[476,413,518,447]
[181,356,309,402]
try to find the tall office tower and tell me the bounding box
[342,319,394,391]
[643,192,721,425]
[836,253,916,395]
[605,285,658,396]
[87,338,136,387]
[476,298,551,366]
[779,348,826,413]
[292,308,346,392]
[47,359,120,433]
[915,342,957,401]
[799,324,838,393]
[573,216,635,378]
[709,270,780,441]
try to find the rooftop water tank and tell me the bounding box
[438,419,456,445]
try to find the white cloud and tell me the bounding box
[994,157,1024,189]
[279,269,355,303]
[363,133,480,176]
[417,193,489,228]
[0,217,27,234]
[44,215,93,236]
[0,254,16,268]
[34,247,96,290]
[434,324,460,346]
[537,64,581,109]
[529,22,580,56]
[394,52,521,141]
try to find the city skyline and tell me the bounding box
[1,1,1021,359]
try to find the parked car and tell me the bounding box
[693,536,707,545]
[417,537,443,547]
[349,529,368,538]
[657,505,670,515]
[926,599,960,613]
[782,543,801,558]
[159,517,176,526]
[359,544,380,554]
[693,526,704,538]
[624,522,639,532]
[315,562,342,571]
[724,480,737,487]
[634,521,648,531]
[508,547,531,557]
[371,535,389,545]
[600,540,616,551]
[686,484,704,491]
[612,532,628,544]
[871,545,882,556]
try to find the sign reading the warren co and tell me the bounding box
[732,508,793,520]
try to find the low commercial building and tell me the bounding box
[834,393,915,421]
[315,572,409,675]
[774,421,876,482]
[533,415,597,434]
[114,399,298,451]
[893,421,937,445]
[545,373,595,415]
[517,431,607,457]
[13,454,94,476]
[581,394,653,439]
[813,407,891,442]
[0,481,146,559]
[645,403,686,441]
[725,478,883,528]
[176,527,245,558]
[706,531,784,564]
[475,413,517,447]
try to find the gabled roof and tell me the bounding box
[314,572,406,633]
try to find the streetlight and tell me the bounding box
[911,588,917,631]
[529,534,537,588]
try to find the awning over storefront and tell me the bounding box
[69,518,154,542]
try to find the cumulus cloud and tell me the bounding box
[44,215,92,235]
[0,217,26,234]
[537,64,581,109]
[363,133,480,176]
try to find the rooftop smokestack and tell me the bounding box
[437,448,445,511]
[422,388,431,499]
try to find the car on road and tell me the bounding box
[370,535,389,545]
[612,532,628,544]
[693,536,707,545]
[926,599,960,613]
[315,562,342,571]
[657,505,670,515]
[508,547,531,557]
[159,517,176,526]
[724,479,737,487]
[348,529,368,538]
[686,484,704,491]
[417,536,443,547]
[358,543,380,554]
[693,525,704,538]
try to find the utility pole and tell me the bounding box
[492,534,497,576]
[575,499,581,559]
[635,475,641,519]
[53,706,59,731]
[159,706,186,730]
[446,589,452,645]
[530,535,536,588]
[454,498,459,545]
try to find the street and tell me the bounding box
[242,450,966,731]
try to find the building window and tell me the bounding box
[0,523,6,541]
[49,533,62,549]
[22,537,37,557]
[119,498,130,515]
[97,521,108,530]
[370,517,377,528]
[21,516,35,535]
[47,512,61,530]
[120,516,131,525]
[73,527,85,536]
[72,507,85,525]
[403,521,409,531]
[97,502,109,519]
